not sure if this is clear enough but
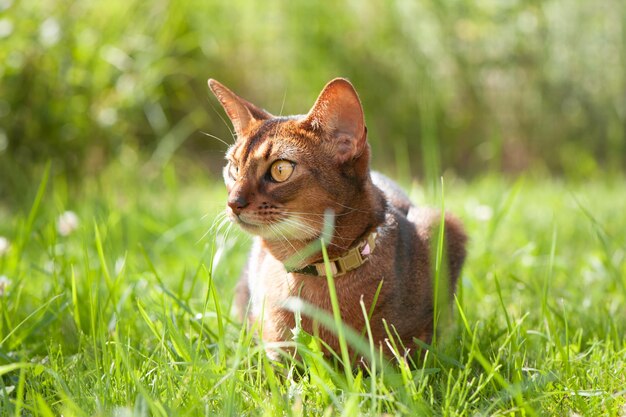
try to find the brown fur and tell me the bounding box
[209,78,467,358]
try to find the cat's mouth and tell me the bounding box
[227,213,260,229]
[233,216,264,230]
[229,212,280,233]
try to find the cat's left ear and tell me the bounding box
[301,78,367,164]
[208,79,273,139]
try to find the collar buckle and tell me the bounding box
[295,232,377,277]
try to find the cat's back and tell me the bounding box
[371,171,466,281]
[371,173,467,301]
[370,171,412,215]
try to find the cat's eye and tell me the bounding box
[269,160,294,183]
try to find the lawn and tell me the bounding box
[0,161,625,416]
[2,0,625,414]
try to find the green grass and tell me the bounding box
[3,1,625,414]
[1,161,625,416]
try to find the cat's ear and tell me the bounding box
[301,78,366,163]
[208,79,273,138]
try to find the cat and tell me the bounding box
[208,77,467,360]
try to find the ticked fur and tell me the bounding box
[209,78,467,358]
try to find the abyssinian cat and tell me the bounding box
[208,77,467,359]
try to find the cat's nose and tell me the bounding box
[227,195,249,215]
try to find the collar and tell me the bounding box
[287,232,377,277]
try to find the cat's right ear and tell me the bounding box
[208,79,272,139]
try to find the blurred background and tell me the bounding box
[1,0,625,204]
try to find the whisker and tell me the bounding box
[278,217,345,251]
[278,88,288,117]
[269,223,293,254]
[213,217,229,234]
[209,211,229,231]
[284,209,359,219]
[199,211,230,243]
[220,219,235,246]
[278,219,319,238]
[280,213,352,230]
[201,205,231,220]
[201,213,223,236]
[200,131,231,148]
[206,97,236,142]
[331,200,375,215]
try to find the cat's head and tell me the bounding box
[209,78,371,242]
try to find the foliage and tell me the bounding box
[1,0,625,196]
[0,161,624,415]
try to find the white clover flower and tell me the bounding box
[0,275,11,296]
[57,211,80,236]
[0,236,10,255]
[464,199,494,222]
[473,204,493,222]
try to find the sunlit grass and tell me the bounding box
[0,161,625,415]
[2,0,625,414]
